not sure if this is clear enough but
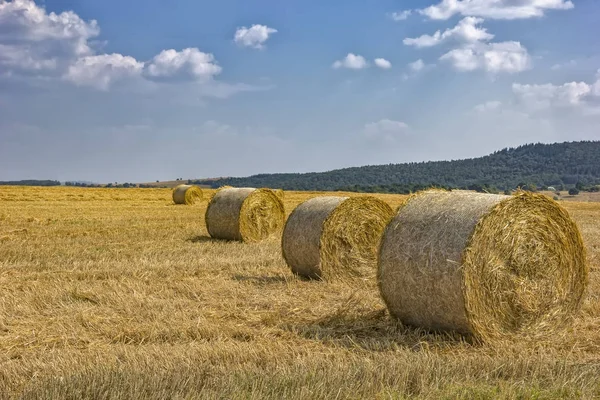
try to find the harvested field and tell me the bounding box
[0,186,599,399]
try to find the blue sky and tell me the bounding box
[0,0,599,183]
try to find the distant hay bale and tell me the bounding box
[172,185,203,205]
[205,187,285,242]
[282,196,394,281]
[378,189,588,342]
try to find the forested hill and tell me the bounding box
[0,180,61,187]
[195,141,600,193]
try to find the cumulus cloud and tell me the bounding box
[374,58,392,69]
[440,41,532,73]
[364,119,410,143]
[0,1,229,91]
[512,81,594,110]
[0,0,99,74]
[404,34,443,49]
[0,43,58,71]
[389,10,412,21]
[332,53,368,70]
[403,16,530,74]
[64,54,144,90]
[477,70,600,117]
[234,24,277,49]
[403,17,493,48]
[0,0,99,48]
[144,48,221,81]
[419,0,574,20]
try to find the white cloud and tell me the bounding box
[144,48,221,81]
[0,43,58,71]
[474,100,502,112]
[477,71,600,117]
[332,53,368,70]
[404,17,493,48]
[389,10,412,21]
[0,0,99,74]
[364,119,410,143]
[0,0,99,48]
[440,41,532,73]
[64,54,144,90]
[0,1,231,92]
[409,59,426,72]
[419,0,574,20]
[404,16,530,75]
[374,58,392,69]
[512,82,593,110]
[234,24,277,49]
[403,32,443,49]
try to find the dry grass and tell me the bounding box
[540,190,600,203]
[0,186,599,399]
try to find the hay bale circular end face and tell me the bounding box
[205,187,285,242]
[172,185,203,205]
[282,196,394,281]
[378,190,588,342]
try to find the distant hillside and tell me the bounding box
[0,180,61,187]
[194,141,600,194]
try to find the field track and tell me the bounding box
[1,186,599,399]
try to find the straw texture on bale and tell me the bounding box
[378,190,588,342]
[172,185,203,205]
[282,196,393,281]
[205,187,285,242]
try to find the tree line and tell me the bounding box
[194,141,600,193]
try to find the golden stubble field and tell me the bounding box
[0,186,599,399]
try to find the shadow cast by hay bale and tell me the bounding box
[231,274,289,285]
[186,235,231,244]
[284,301,471,351]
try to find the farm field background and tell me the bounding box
[0,186,599,399]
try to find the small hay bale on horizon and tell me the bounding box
[172,184,203,205]
[205,187,285,242]
[282,196,394,281]
[378,189,588,342]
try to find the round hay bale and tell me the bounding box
[282,196,394,280]
[274,189,285,201]
[378,189,588,342]
[205,187,285,242]
[172,185,203,205]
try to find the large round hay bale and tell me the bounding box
[205,187,285,242]
[172,184,203,205]
[378,190,588,342]
[274,189,285,201]
[282,196,394,280]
